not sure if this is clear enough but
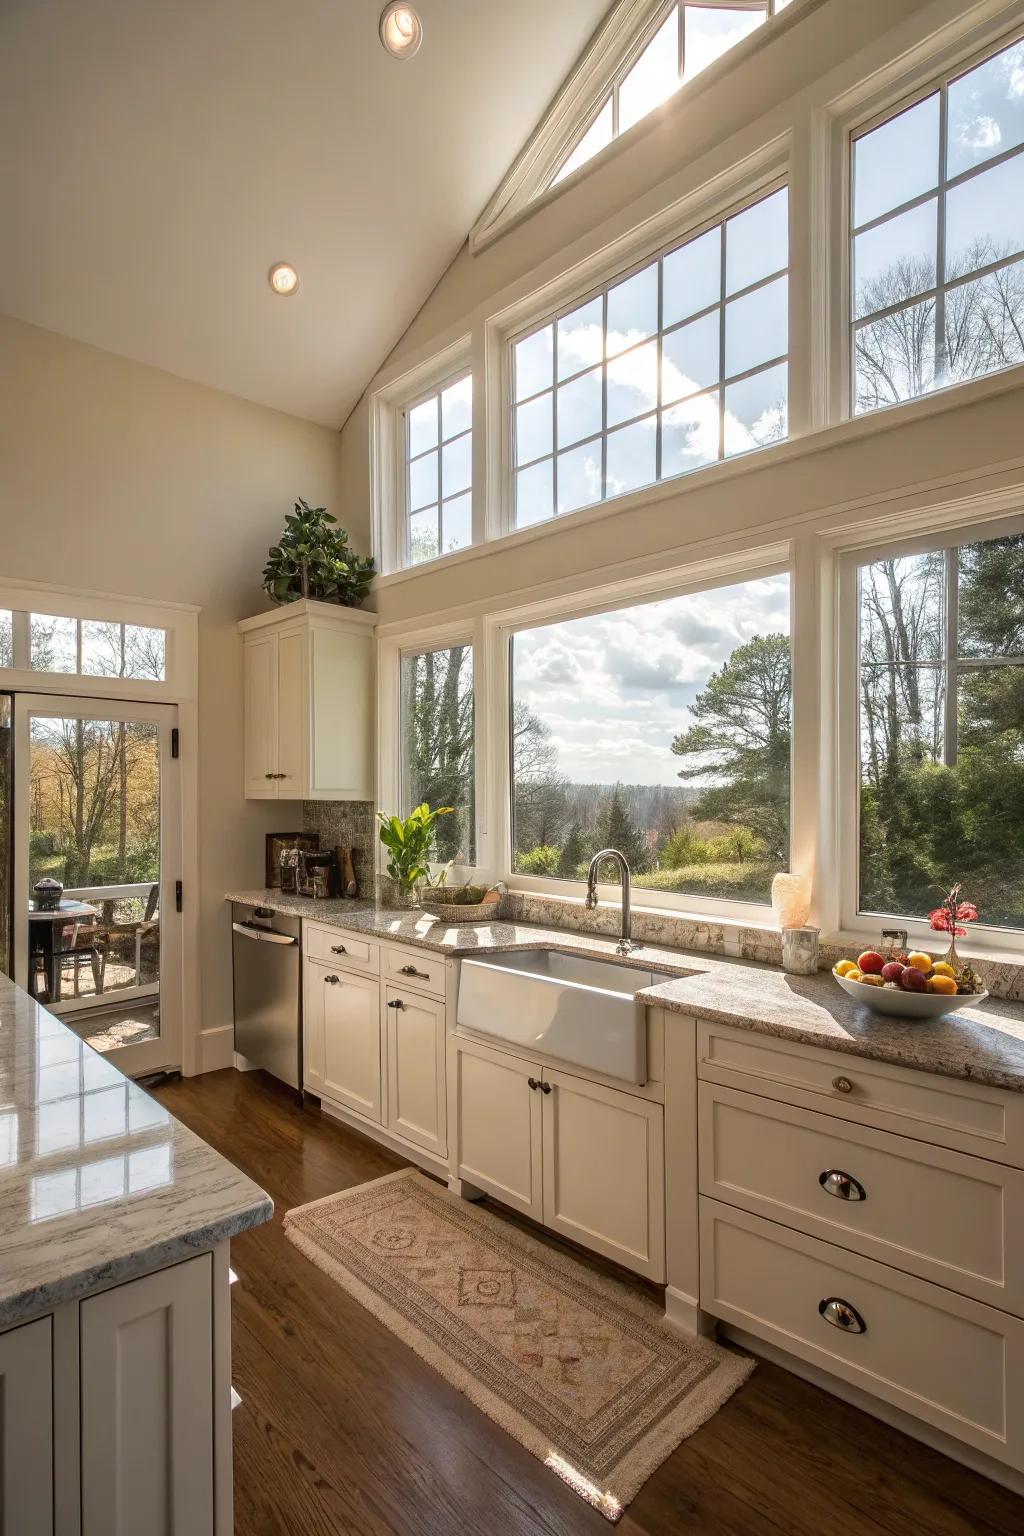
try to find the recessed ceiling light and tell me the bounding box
[268,262,299,296]
[380,3,423,59]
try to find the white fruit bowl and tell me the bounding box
[833,971,988,1019]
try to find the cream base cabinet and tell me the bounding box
[542,1069,665,1282]
[239,599,375,801]
[320,965,382,1123]
[384,985,447,1157]
[80,1256,215,1536]
[0,1316,53,1536]
[455,1038,544,1220]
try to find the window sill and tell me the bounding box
[373,357,1024,589]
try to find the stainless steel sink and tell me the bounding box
[456,948,675,1084]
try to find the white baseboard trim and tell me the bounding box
[232,1051,260,1072]
[196,1025,234,1074]
[316,1094,450,1179]
[664,1286,716,1338]
[721,1323,1024,1499]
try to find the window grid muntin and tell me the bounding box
[552,1,792,188]
[512,184,789,523]
[849,31,1024,415]
[404,372,473,566]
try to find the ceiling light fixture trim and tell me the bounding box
[379,3,423,59]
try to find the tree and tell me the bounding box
[595,785,653,876]
[557,822,588,879]
[511,701,569,854]
[670,633,790,863]
[401,647,474,862]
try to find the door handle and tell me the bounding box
[527,1077,539,1091]
[331,944,347,955]
[540,1081,552,1094]
[324,974,340,985]
[387,999,405,1010]
[399,964,430,979]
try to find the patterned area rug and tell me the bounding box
[284,1168,753,1520]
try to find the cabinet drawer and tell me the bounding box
[699,1082,1024,1312]
[697,1021,1024,1168]
[305,922,379,973]
[382,944,447,999]
[700,1198,1024,1468]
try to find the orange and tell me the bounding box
[927,975,958,995]
[907,951,933,972]
[834,959,857,977]
[931,961,956,979]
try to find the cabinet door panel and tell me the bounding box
[80,1255,214,1536]
[0,1317,53,1536]
[275,627,307,797]
[323,971,382,1122]
[243,634,278,797]
[542,1070,665,1281]
[385,987,446,1156]
[303,957,327,1094]
[456,1040,542,1218]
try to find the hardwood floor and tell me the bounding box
[154,1068,1024,1536]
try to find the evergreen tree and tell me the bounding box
[596,785,653,876]
[557,821,588,879]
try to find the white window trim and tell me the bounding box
[822,1,1024,425]
[0,576,203,1072]
[470,0,820,252]
[370,335,473,577]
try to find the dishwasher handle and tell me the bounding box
[232,922,298,946]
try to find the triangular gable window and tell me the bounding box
[472,0,801,251]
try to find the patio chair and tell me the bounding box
[134,885,160,984]
[56,919,108,999]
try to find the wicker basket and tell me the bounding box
[418,882,507,925]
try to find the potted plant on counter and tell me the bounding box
[377,803,453,909]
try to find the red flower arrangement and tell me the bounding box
[928,883,979,963]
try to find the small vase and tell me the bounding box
[380,875,420,911]
[945,934,959,970]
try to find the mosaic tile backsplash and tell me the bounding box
[302,801,376,899]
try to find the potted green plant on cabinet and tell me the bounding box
[262,499,375,607]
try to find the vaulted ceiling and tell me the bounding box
[0,0,608,426]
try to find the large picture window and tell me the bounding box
[400,644,475,865]
[857,531,1024,930]
[510,573,791,904]
[512,187,788,529]
[852,35,1024,415]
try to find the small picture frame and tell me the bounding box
[265,832,319,889]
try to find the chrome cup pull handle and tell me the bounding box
[819,1169,866,1202]
[819,1297,866,1334]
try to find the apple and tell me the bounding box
[857,950,885,975]
[880,961,905,984]
[899,966,928,992]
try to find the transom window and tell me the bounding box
[404,375,473,566]
[0,612,166,681]
[852,35,1024,415]
[552,1,794,187]
[512,186,788,528]
[857,531,1024,931]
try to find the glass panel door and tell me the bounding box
[0,695,11,977]
[13,696,180,1077]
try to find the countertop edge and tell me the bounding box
[0,1194,273,1330]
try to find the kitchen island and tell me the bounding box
[0,973,271,1536]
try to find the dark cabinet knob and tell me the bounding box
[324,975,339,985]
[331,944,347,955]
[399,964,429,979]
[540,1081,552,1094]
[527,1077,539,1090]
[387,999,405,1010]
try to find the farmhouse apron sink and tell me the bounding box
[456,949,683,1085]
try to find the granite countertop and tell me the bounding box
[0,976,272,1328]
[227,888,1024,1093]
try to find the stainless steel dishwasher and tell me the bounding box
[232,903,302,1089]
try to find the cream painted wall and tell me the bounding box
[339,0,1024,629]
[0,313,364,1055]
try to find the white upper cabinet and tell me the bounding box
[239,600,375,801]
